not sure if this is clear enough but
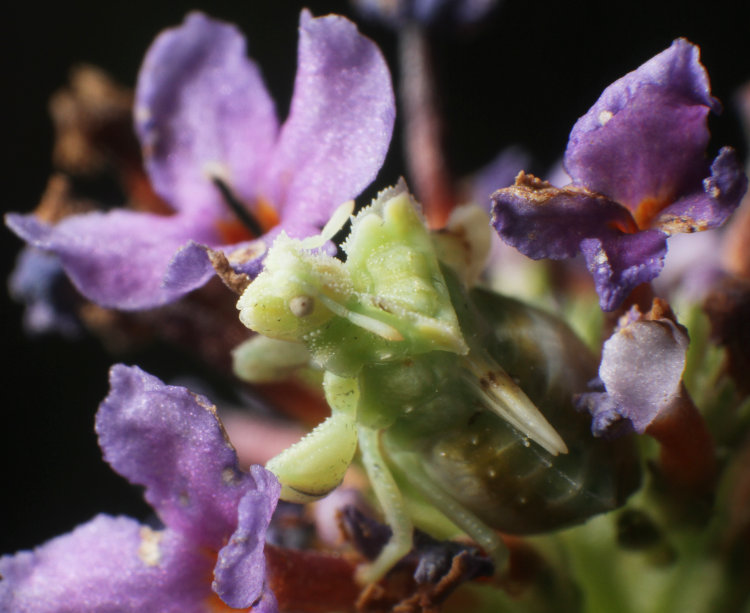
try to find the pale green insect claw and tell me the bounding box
[465,354,569,456]
[232,335,312,383]
[265,372,360,503]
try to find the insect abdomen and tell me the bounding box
[384,278,640,535]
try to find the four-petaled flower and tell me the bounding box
[6,11,395,310]
[491,39,748,311]
[0,365,280,612]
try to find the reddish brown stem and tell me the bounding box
[645,386,717,496]
[399,25,456,229]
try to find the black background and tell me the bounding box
[3,0,749,554]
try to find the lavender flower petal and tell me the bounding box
[580,230,668,311]
[655,147,749,233]
[96,364,261,550]
[8,247,82,337]
[565,39,719,217]
[213,465,281,609]
[135,11,278,216]
[491,174,636,260]
[263,11,395,227]
[5,211,215,310]
[581,311,689,435]
[0,515,213,613]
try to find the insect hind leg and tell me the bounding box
[386,446,509,573]
[356,425,414,585]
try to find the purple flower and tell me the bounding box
[491,39,748,311]
[0,365,280,612]
[576,301,689,436]
[6,11,395,310]
[353,0,499,27]
[8,247,83,338]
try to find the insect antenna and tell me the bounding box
[300,200,355,250]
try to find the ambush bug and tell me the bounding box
[234,182,639,583]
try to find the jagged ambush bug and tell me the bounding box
[233,182,640,583]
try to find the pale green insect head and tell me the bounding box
[237,184,469,368]
[236,232,349,342]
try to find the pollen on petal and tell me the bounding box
[138,526,164,567]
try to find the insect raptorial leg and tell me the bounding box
[356,425,414,585]
[465,354,568,456]
[265,373,360,504]
[387,448,509,572]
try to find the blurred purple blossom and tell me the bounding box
[6,11,394,310]
[491,39,747,311]
[8,247,83,338]
[0,365,280,612]
[352,0,499,27]
[576,303,690,436]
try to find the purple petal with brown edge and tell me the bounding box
[655,147,748,234]
[213,465,281,610]
[263,10,395,228]
[0,515,214,613]
[135,11,278,217]
[96,364,275,551]
[565,39,719,219]
[490,173,636,260]
[580,230,668,311]
[470,146,531,211]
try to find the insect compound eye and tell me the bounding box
[289,295,315,317]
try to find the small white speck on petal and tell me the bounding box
[598,110,614,126]
[138,526,163,567]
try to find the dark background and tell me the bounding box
[3,0,749,554]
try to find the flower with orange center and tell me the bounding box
[6,11,394,311]
[491,39,747,311]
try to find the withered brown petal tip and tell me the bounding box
[205,248,251,295]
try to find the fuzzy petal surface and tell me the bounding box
[583,313,689,435]
[135,12,278,217]
[6,211,217,310]
[263,11,395,227]
[565,38,719,217]
[491,175,637,260]
[96,364,271,550]
[655,147,748,233]
[0,515,213,613]
[213,465,281,609]
[580,230,668,311]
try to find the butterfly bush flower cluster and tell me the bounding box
[4,4,750,613]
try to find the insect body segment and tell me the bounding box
[235,182,639,583]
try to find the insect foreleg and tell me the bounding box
[464,354,568,456]
[232,335,311,383]
[385,447,509,573]
[265,372,359,503]
[355,425,414,585]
